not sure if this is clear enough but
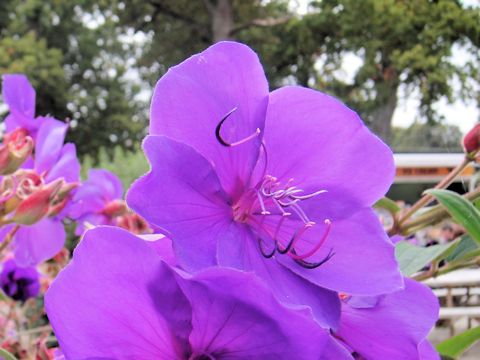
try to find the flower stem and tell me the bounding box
[397,188,480,236]
[0,224,20,256]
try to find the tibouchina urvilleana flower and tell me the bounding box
[334,278,439,359]
[45,226,350,360]
[69,169,150,235]
[69,169,125,234]
[127,41,403,327]
[2,74,53,138]
[0,119,80,266]
[0,259,40,302]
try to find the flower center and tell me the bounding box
[215,108,334,269]
[232,175,334,269]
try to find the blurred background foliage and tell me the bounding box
[0,0,479,165]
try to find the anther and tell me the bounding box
[289,219,332,260]
[215,107,261,147]
[258,237,275,258]
[294,248,335,269]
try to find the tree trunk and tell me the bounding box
[211,0,234,41]
[369,80,398,144]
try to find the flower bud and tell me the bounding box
[102,199,127,217]
[2,170,43,215]
[463,123,480,155]
[115,213,150,235]
[48,182,79,217]
[0,128,34,175]
[12,179,64,225]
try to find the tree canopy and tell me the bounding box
[1,0,478,157]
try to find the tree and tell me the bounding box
[303,0,480,142]
[114,0,292,85]
[0,0,145,157]
[391,122,463,152]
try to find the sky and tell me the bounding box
[294,0,480,134]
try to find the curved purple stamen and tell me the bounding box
[215,107,261,147]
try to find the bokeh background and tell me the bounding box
[0,0,479,186]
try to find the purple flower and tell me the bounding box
[68,169,125,234]
[0,259,40,301]
[45,226,347,359]
[0,119,80,266]
[334,278,439,359]
[1,74,51,137]
[127,42,403,326]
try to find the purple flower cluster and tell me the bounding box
[0,75,80,267]
[43,42,440,359]
[68,169,150,235]
[0,75,149,271]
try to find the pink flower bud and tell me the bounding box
[115,212,150,235]
[48,182,79,217]
[102,199,127,217]
[0,128,34,175]
[12,179,64,225]
[463,123,480,154]
[1,170,43,215]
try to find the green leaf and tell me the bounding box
[436,326,480,358]
[445,235,479,262]
[426,189,480,244]
[0,348,18,360]
[395,240,459,276]
[374,197,401,214]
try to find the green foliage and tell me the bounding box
[0,348,18,360]
[0,0,146,157]
[374,196,401,214]
[395,240,459,276]
[426,189,480,244]
[437,326,480,359]
[304,0,480,141]
[445,235,479,263]
[112,0,292,86]
[81,146,149,190]
[391,122,463,152]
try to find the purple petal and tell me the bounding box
[418,339,440,360]
[277,208,403,295]
[149,41,268,195]
[175,267,332,359]
[14,218,66,266]
[337,278,439,359]
[127,135,231,271]
[87,169,124,200]
[217,223,341,329]
[34,118,68,174]
[5,114,22,133]
[69,186,108,220]
[0,259,40,301]
[320,338,354,360]
[73,213,109,236]
[262,86,395,211]
[45,143,80,183]
[0,224,15,243]
[45,226,184,359]
[2,74,36,124]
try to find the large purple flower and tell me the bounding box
[2,74,50,137]
[127,42,403,326]
[45,226,348,359]
[0,259,40,301]
[1,119,80,266]
[334,278,440,359]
